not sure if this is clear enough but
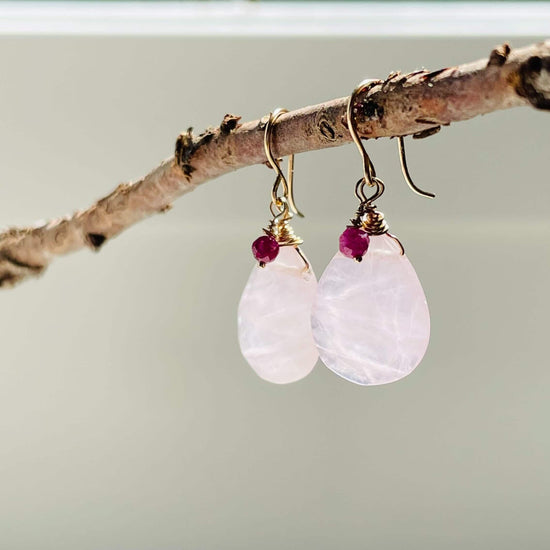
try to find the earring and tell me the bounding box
[311,80,433,386]
[238,108,318,384]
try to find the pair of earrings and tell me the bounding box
[238,80,433,386]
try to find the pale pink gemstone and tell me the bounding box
[311,234,430,386]
[238,246,318,384]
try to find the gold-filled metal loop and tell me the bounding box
[355,176,385,206]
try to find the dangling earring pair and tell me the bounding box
[239,82,433,385]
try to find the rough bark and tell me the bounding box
[1,40,549,288]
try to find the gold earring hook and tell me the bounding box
[347,79,380,189]
[348,79,434,201]
[397,136,435,199]
[264,108,304,218]
[347,79,385,206]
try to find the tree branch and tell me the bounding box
[1,40,549,289]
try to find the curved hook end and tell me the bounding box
[397,136,435,199]
[286,152,305,217]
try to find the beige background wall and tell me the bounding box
[0,35,548,549]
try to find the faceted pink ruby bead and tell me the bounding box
[252,235,280,263]
[339,226,370,260]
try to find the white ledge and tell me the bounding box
[0,1,547,37]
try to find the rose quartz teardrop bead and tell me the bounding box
[238,246,318,384]
[311,234,430,386]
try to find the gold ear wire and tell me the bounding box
[397,136,435,199]
[347,79,435,201]
[347,79,382,202]
[264,108,304,218]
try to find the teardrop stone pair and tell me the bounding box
[238,235,430,385]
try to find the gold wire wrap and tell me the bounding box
[359,208,389,235]
[265,207,303,246]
